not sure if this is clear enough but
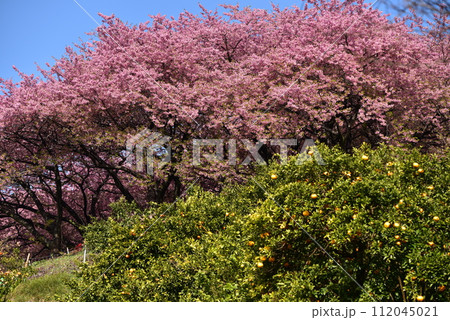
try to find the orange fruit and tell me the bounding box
[416,295,424,302]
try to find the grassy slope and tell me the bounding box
[7,252,83,302]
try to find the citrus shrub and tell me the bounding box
[67,144,449,301]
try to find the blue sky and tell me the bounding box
[0,0,405,82]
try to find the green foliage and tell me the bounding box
[68,144,449,301]
[0,246,23,271]
[0,246,30,301]
[7,272,73,302]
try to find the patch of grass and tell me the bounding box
[30,252,84,278]
[6,251,84,302]
[7,272,73,302]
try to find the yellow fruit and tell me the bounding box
[310,193,318,199]
[416,295,424,302]
[384,222,391,228]
[125,254,130,259]
[412,162,420,168]
[411,276,417,281]
[393,222,400,228]
[271,174,278,180]
[361,155,369,161]
[307,150,314,156]
[386,162,393,166]
[401,225,407,231]
[352,214,358,219]
[396,241,402,246]
[428,241,435,247]
[302,210,310,217]
[248,241,255,246]
[419,208,424,213]
[387,171,393,176]
[394,235,401,240]
[257,262,264,268]
[417,168,424,173]
[323,171,330,176]
[427,185,434,190]
[433,216,439,221]
[260,256,267,261]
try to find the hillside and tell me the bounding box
[5,252,83,302]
